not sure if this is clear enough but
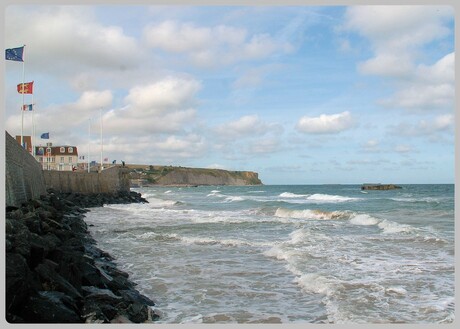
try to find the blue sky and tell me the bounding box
[4,5,455,184]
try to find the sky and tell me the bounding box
[3,4,455,184]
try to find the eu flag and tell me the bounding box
[5,46,24,62]
[40,132,49,139]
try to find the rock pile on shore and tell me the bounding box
[5,189,158,323]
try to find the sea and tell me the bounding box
[84,184,455,324]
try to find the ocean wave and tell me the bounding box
[165,233,269,248]
[349,214,380,226]
[307,194,360,203]
[294,273,339,296]
[377,219,414,234]
[207,191,224,197]
[388,197,441,204]
[147,197,180,208]
[223,196,245,202]
[274,208,350,220]
[278,192,360,203]
[279,192,309,198]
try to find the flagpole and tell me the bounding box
[88,118,91,173]
[31,99,35,156]
[100,108,103,172]
[20,45,26,148]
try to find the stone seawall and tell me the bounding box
[5,132,47,207]
[43,167,130,194]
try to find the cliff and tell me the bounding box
[128,166,263,186]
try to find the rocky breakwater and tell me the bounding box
[5,189,159,323]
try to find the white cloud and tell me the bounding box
[343,6,452,56]
[394,144,413,153]
[416,52,454,84]
[215,115,282,139]
[5,6,142,73]
[5,90,113,136]
[379,83,454,111]
[124,77,201,114]
[389,114,454,137]
[245,138,281,155]
[103,76,201,135]
[232,64,281,89]
[101,134,207,164]
[362,139,380,152]
[206,164,228,170]
[342,6,454,112]
[296,111,354,134]
[378,52,454,111]
[143,20,292,67]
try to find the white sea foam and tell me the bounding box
[378,219,413,234]
[166,233,270,248]
[307,194,359,203]
[223,196,245,202]
[349,214,380,226]
[263,244,299,261]
[138,232,158,240]
[274,208,350,220]
[385,286,407,295]
[147,197,179,208]
[207,190,225,197]
[294,273,338,296]
[390,197,441,204]
[279,192,309,198]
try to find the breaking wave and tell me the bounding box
[274,208,351,220]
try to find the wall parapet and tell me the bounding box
[5,131,47,207]
[42,166,130,194]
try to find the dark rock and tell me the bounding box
[35,261,82,299]
[6,205,19,212]
[118,289,156,306]
[82,286,122,303]
[125,302,150,323]
[6,189,158,323]
[5,253,36,314]
[22,291,81,323]
[81,299,111,323]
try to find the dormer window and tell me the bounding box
[68,147,73,153]
[60,147,65,153]
[46,147,51,154]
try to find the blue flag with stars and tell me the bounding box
[5,46,24,62]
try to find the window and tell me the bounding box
[68,147,73,153]
[60,157,64,163]
[69,157,73,163]
[60,147,65,153]
[46,147,51,154]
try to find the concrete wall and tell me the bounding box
[42,166,130,194]
[5,132,47,207]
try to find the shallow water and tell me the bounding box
[85,184,454,323]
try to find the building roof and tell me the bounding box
[35,145,78,156]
